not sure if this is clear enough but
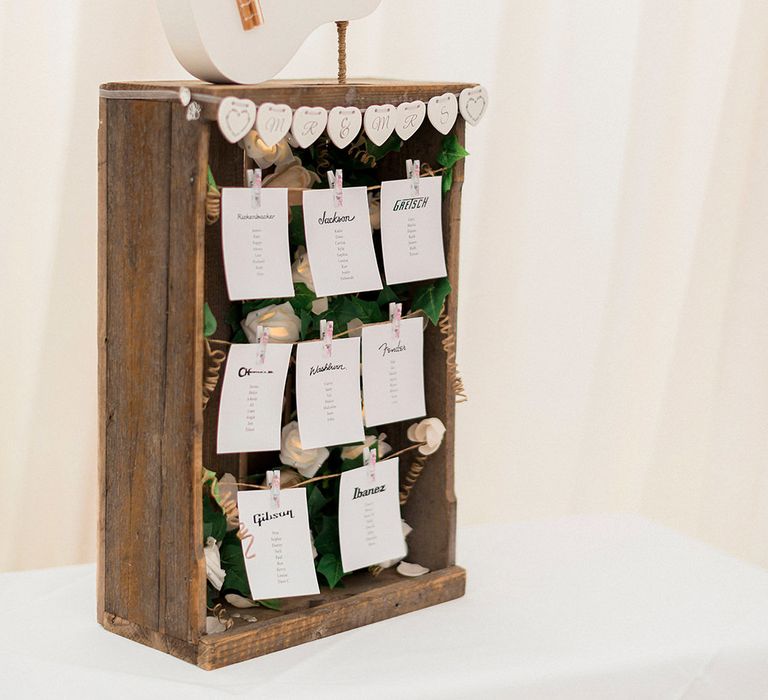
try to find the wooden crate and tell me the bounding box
[98,79,471,670]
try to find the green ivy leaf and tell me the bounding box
[289,206,305,247]
[257,599,282,611]
[437,134,470,170]
[231,328,247,344]
[219,530,251,598]
[242,298,282,316]
[436,135,469,194]
[202,489,227,544]
[299,308,313,341]
[377,285,400,306]
[308,486,331,522]
[365,133,402,160]
[203,303,217,338]
[411,277,452,325]
[313,514,340,558]
[289,283,316,314]
[207,166,219,194]
[328,296,385,332]
[317,552,345,589]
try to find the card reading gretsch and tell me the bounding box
[237,488,320,600]
[217,342,293,454]
[221,188,294,301]
[338,458,407,573]
[296,337,365,449]
[380,176,447,285]
[302,186,383,296]
[361,317,426,427]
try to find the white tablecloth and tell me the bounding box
[1,516,768,699]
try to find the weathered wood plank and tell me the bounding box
[97,96,108,623]
[104,99,172,629]
[197,566,466,670]
[157,107,210,643]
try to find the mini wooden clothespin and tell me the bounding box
[389,302,402,340]
[327,169,344,208]
[406,159,421,195]
[363,446,377,483]
[256,326,269,364]
[247,168,262,209]
[268,469,281,509]
[320,319,334,359]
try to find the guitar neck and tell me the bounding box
[237,0,264,30]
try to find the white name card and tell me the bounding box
[237,488,320,600]
[380,176,447,285]
[222,187,294,301]
[295,337,365,449]
[217,342,293,454]
[338,458,406,572]
[361,318,426,427]
[302,186,383,296]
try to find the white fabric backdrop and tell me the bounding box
[1,0,768,572]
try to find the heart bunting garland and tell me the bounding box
[363,104,397,146]
[213,87,488,146]
[256,103,293,147]
[217,97,257,144]
[395,101,426,141]
[427,93,459,135]
[459,86,489,127]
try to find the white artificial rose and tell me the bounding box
[346,318,364,338]
[240,133,294,170]
[368,191,381,230]
[279,421,330,478]
[406,417,446,456]
[378,520,412,569]
[291,245,315,292]
[242,301,301,344]
[204,537,226,591]
[311,297,329,315]
[206,616,228,634]
[340,433,391,461]
[264,156,321,206]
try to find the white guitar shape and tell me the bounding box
[157,0,383,85]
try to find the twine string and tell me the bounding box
[203,339,228,410]
[230,442,429,491]
[336,21,349,84]
[399,453,428,505]
[438,306,468,403]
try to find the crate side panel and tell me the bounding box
[103,99,173,629]
[157,107,210,642]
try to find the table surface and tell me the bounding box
[1,515,768,699]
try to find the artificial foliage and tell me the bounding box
[203,132,466,609]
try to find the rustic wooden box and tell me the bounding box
[98,79,470,670]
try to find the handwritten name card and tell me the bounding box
[338,458,406,572]
[217,342,293,454]
[222,187,294,301]
[361,317,426,427]
[237,488,320,600]
[302,186,383,296]
[296,337,365,449]
[380,176,447,284]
